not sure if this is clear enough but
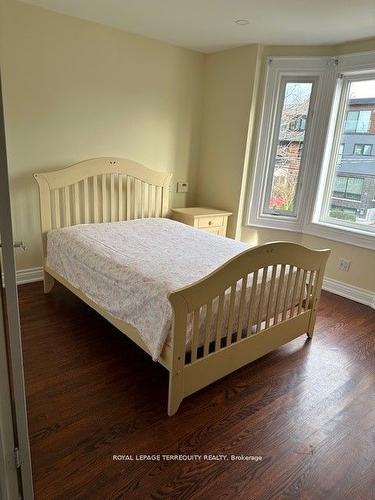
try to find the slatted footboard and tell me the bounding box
[167,242,330,415]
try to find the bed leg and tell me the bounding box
[167,371,184,416]
[307,316,316,339]
[43,271,55,294]
[306,299,318,339]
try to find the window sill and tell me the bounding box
[246,215,302,233]
[304,220,375,250]
[245,219,375,250]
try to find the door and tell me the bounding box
[0,70,33,498]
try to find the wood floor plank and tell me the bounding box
[18,282,375,499]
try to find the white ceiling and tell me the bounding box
[21,0,375,53]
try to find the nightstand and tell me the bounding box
[171,207,232,237]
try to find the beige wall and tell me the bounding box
[301,235,375,292]
[241,226,375,292]
[198,39,375,293]
[196,44,260,237]
[0,0,204,269]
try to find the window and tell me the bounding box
[265,80,314,216]
[248,52,375,249]
[319,77,375,233]
[289,115,307,131]
[353,144,372,155]
[344,110,371,133]
[249,56,332,231]
[332,176,363,201]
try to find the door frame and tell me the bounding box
[0,69,34,499]
[0,298,20,500]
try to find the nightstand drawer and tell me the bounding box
[197,216,224,228]
[201,226,224,236]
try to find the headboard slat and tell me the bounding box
[64,186,71,226]
[93,175,99,222]
[149,185,155,218]
[118,175,123,221]
[126,176,132,220]
[110,174,116,222]
[155,186,162,217]
[74,183,80,224]
[101,174,107,223]
[83,178,89,223]
[54,189,61,229]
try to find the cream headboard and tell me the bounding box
[34,157,172,255]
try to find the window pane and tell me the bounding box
[347,177,363,195]
[357,110,371,133]
[267,81,314,213]
[334,176,347,193]
[344,111,358,132]
[326,79,375,228]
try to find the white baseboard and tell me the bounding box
[5,266,375,309]
[2,267,43,287]
[16,267,44,285]
[323,277,375,309]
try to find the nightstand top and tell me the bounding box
[171,207,232,218]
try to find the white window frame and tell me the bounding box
[247,56,337,232]
[246,51,375,251]
[307,51,375,249]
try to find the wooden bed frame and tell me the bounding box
[34,157,330,415]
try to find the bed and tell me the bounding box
[34,157,330,415]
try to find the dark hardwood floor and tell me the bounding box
[19,282,375,500]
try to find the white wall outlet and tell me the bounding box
[177,181,189,193]
[338,258,351,272]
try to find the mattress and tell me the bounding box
[47,218,298,360]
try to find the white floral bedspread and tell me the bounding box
[47,218,251,360]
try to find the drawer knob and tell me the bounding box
[208,220,212,225]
